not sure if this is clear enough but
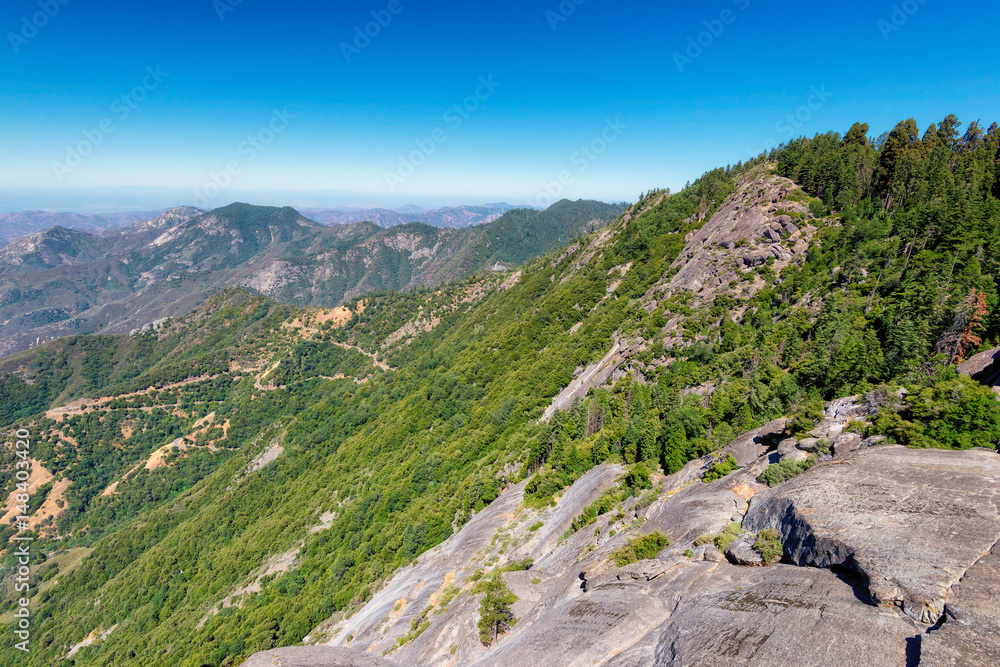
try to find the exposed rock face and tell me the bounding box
[603,566,921,667]
[241,417,1000,667]
[724,533,764,566]
[720,418,789,465]
[743,446,1000,624]
[542,338,644,422]
[240,647,409,667]
[921,541,1000,665]
[958,345,1000,388]
[658,170,815,306]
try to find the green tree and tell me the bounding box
[477,574,518,645]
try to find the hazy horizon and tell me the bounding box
[0,187,549,216]
[4,0,998,213]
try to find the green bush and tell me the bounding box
[714,522,742,552]
[760,455,817,488]
[752,529,783,565]
[611,531,670,566]
[624,462,652,491]
[703,454,740,483]
[497,558,533,573]
[877,375,1000,450]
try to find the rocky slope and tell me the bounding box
[242,393,1000,666]
[539,167,821,415]
[4,147,998,666]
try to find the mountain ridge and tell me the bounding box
[0,199,624,357]
[302,203,519,229]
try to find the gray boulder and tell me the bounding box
[957,345,1000,388]
[724,533,763,566]
[776,437,798,456]
[832,432,862,456]
[721,418,789,465]
[781,449,811,463]
[796,437,820,452]
[808,418,845,439]
[603,566,921,667]
[743,446,1000,624]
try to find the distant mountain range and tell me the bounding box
[0,199,624,357]
[0,210,162,243]
[0,203,522,244]
[300,203,518,228]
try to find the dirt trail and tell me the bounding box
[45,374,218,420]
[329,341,394,372]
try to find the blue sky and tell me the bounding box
[2,0,999,211]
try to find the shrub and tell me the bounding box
[714,522,742,552]
[624,462,652,491]
[694,534,714,546]
[497,558,533,573]
[760,455,817,488]
[528,521,543,532]
[752,529,783,564]
[611,531,670,566]
[889,375,1000,450]
[703,454,740,483]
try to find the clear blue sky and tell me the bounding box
[2,0,998,211]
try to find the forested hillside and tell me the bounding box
[0,116,998,666]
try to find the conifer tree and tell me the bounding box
[478,573,518,645]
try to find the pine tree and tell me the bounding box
[477,573,518,645]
